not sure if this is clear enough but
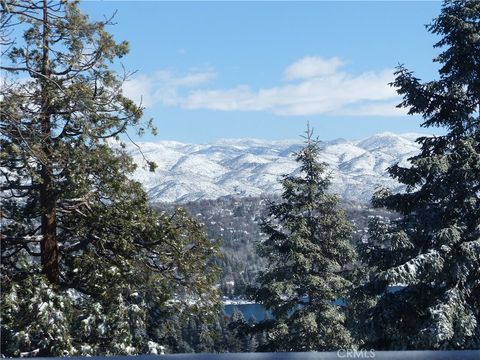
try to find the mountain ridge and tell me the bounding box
[128,132,427,204]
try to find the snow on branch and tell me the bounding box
[382,248,448,286]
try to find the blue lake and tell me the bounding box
[224,287,404,323]
[224,299,344,323]
[224,303,272,322]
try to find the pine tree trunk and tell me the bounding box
[39,0,59,284]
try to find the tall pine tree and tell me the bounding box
[355,0,480,350]
[0,1,220,356]
[250,127,356,351]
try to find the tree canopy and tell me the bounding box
[249,128,356,351]
[0,1,220,356]
[355,0,480,349]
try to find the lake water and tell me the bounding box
[223,300,345,322]
[224,303,272,322]
[224,288,403,323]
[223,300,342,322]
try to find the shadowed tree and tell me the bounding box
[1,1,220,356]
[353,0,480,349]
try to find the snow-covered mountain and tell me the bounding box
[128,132,424,204]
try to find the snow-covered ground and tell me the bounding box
[128,132,424,203]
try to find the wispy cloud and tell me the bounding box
[123,68,216,107]
[123,56,405,117]
[283,56,345,80]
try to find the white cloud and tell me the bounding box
[123,56,404,117]
[283,56,344,80]
[123,69,216,107]
[335,101,408,117]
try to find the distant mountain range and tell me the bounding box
[128,132,425,204]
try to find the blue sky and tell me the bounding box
[81,1,444,143]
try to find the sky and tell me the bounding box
[80,1,444,143]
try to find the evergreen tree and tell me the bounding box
[249,127,356,351]
[226,307,249,352]
[0,1,220,356]
[355,0,480,349]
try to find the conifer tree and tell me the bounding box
[249,127,356,351]
[355,0,480,349]
[0,1,220,356]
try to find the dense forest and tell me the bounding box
[156,196,395,299]
[1,0,479,355]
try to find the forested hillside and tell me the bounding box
[156,196,396,298]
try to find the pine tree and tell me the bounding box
[226,307,249,352]
[0,1,220,356]
[249,127,356,351]
[355,0,480,349]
